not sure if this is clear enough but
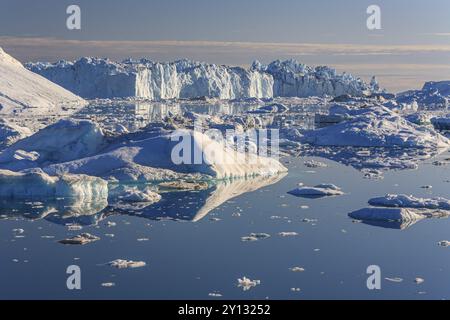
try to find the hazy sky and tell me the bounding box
[1,0,450,92]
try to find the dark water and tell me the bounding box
[1,152,449,300]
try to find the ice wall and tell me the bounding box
[27,57,378,100]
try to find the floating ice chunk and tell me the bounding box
[303,160,327,168]
[288,183,344,197]
[112,186,161,203]
[0,169,108,201]
[101,282,115,287]
[237,276,261,291]
[278,232,299,237]
[58,233,100,245]
[303,106,450,149]
[368,194,450,210]
[208,292,223,297]
[414,278,425,284]
[107,259,146,269]
[385,277,403,283]
[348,207,425,222]
[241,233,271,242]
[438,240,450,247]
[289,267,305,272]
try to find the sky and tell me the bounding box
[1,0,450,92]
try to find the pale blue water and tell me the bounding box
[1,152,449,300]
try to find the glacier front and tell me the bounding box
[26,58,379,100]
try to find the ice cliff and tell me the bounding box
[0,47,86,115]
[26,58,378,100]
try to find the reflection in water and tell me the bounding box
[0,174,287,226]
[114,173,287,222]
[357,219,420,230]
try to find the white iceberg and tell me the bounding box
[0,47,86,115]
[397,81,450,109]
[303,106,450,149]
[0,168,108,201]
[348,207,425,222]
[368,194,450,210]
[288,183,344,197]
[42,129,287,180]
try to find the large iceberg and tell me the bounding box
[302,105,450,149]
[0,47,86,115]
[397,81,450,109]
[26,57,378,100]
[0,119,287,181]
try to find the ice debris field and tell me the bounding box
[0,47,450,298]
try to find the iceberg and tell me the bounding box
[368,194,450,210]
[0,168,108,201]
[0,119,105,171]
[26,57,378,100]
[348,207,425,222]
[0,47,86,115]
[288,183,344,197]
[303,106,450,149]
[397,81,450,109]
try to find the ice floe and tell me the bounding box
[237,276,261,291]
[107,259,146,269]
[288,183,344,197]
[0,168,108,201]
[368,194,450,210]
[58,233,100,245]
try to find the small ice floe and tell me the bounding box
[208,292,223,297]
[101,282,115,287]
[290,288,301,292]
[58,233,100,245]
[303,160,327,168]
[288,183,344,198]
[278,232,299,237]
[106,221,117,227]
[104,233,114,238]
[137,238,149,242]
[107,259,146,269]
[41,235,55,239]
[385,277,403,283]
[421,185,432,189]
[368,194,450,210]
[414,278,425,284]
[12,228,24,234]
[438,240,450,247]
[300,205,309,209]
[241,233,271,242]
[289,267,305,272]
[67,224,82,231]
[237,276,261,291]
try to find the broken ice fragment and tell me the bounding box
[58,233,100,245]
[107,259,146,269]
[237,276,261,291]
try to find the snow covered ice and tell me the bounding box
[0,47,86,115]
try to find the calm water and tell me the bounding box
[1,99,449,299]
[1,152,449,300]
